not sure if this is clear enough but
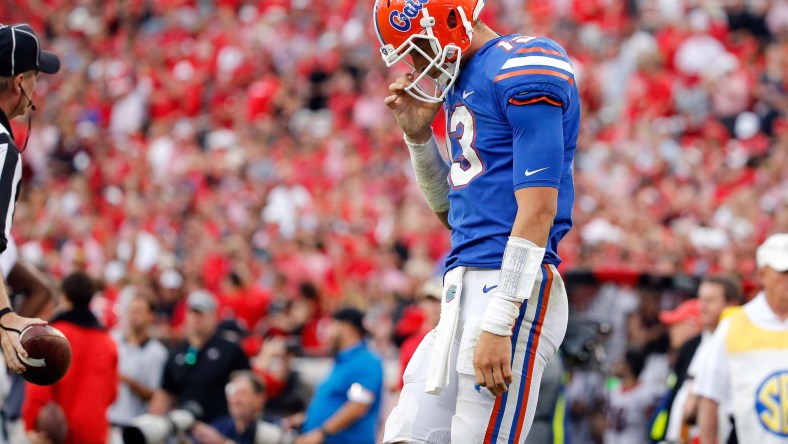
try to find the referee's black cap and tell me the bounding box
[0,24,60,77]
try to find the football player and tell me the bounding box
[374,0,580,442]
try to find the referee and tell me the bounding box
[0,23,59,374]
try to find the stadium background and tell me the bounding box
[2,0,787,442]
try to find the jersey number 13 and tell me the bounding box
[448,105,485,188]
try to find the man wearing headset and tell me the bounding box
[0,23,60,374]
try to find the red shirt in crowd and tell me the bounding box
[23,310,118,444]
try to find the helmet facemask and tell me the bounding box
[378,6,476,104]
[380,34,461,103]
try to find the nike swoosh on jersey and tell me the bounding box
[482,284,497,293]
[524,167,549,176]
[462,90,474,99]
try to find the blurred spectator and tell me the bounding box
[291,283,328,356]
[674,10,726,77]
[22,272,118,444]
[396,276,441,389]
[524,354,566,444]
[566,366,606,444]
[26,402,67,444]
[191,370,293,444]
[149,290,250,423]
[649,298,702,443]
[628,290,666,350]
[296,308,383,444]
[696,234,788,444]
[666,276,742,443]
[218,270,270,332]
[660,299,703,353]
[152,269,186,343]
[630,290,670,392]
[250,336,308,418]
[1,239,56,442]
[604,349,659,444]
[108,293,168,428]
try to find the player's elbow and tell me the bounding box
[519,200,557,227]
[514,187,558,226]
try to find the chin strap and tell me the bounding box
[457,6,474,38]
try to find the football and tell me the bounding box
[19,325,72,386]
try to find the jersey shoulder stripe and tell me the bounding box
[500,55,573,76]
[491,37,575,105]
[494,38,574,84]
[495,68,574,86]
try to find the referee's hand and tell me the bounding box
[0,312,47,373]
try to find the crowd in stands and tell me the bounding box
[1,0,787,443]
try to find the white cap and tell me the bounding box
[159,269,183,289]
[187,289,217,313]
[756,233,788,272]
[421,277,443,301]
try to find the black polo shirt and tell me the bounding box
[160,332,250,422]
[0,110,22,254]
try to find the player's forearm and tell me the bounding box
[404,132,451,214]
[698,397,719,444]
[481,188,556,336]
[319,401,370,436]
[510,188,557,247]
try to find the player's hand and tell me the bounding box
[0,312,47,373]
[473,331,513,397]
[384,73,442,143]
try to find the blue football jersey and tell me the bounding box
[443,35,579,270]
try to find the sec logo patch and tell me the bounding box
[755,370,788,437]
[445,285,457,303]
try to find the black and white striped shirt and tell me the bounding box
[0,111,22,254]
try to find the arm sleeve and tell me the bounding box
[693,321,731,404]
[505,100,565,190]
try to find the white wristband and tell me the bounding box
[480,237,546,336]
[496,237,546,303]
[480,297,520,336]
[404,132,451,213]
